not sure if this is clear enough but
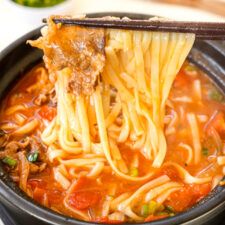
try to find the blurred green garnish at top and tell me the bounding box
[12,0,65,7]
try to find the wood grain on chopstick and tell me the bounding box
[43,18,225,40]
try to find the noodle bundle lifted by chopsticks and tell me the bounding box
[29,17,195,181]
[24,16,211,221]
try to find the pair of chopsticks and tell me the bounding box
[43,18,225,40]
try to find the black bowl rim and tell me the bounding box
[0,12,225,225]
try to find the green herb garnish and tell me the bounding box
[184,64,196,72]
[12,0,65,8]
[141,204,150,217]
[27,151,39,162]
[208,89,224,102]
[202,147,209,156]
[2,156,17,167]
[130,167,139,177]
[165,205,175,213]
[156,211,168,216]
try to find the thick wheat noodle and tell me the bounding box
[54,167,71,189]
[178,143,193,165]
[164,162,212,184]
[13,119,39,135]
[93,87,154,182]
[5,104,27,116]
[187,113,201,164]
[77,96,91,152]
[87,162,105,178]
[34,28,199,220]
[145,181,182,201]
[156,187,182,204]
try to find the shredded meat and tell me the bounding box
[29,162,47,174]
[0,130,8,147]
[29,16,105,96]
[0,138,30,159]
[18,151,30,191]
[34,93,48,106]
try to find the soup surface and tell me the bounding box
[0,62,224,223]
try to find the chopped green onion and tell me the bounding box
[208,89,224,102]
[165,205,175,213]
[130,167,138,177]
[148,201,158,215]
[27,151,39,162]
[141,204,149,217]
[202,147,209,156]
[2,156,17,167]
[184,64,196,72]
[156,211,168,216]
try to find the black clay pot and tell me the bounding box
[0,12,225,225]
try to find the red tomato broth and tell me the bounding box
[0,62,225,223]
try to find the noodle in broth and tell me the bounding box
[0,17,225,223]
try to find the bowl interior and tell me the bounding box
[0,12,225,225]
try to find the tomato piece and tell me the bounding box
[47,189,63,204]
[166,186,192,212]
[68,191,100,210]
[173,73,188,88]
[38,105,56,121]
[71,176,89,192]
[191,183,211,200]
[33,187,46,202]
[161,166,180,181]
[28,179,46,190]
[144,215,168,222]
[166,183,211,212]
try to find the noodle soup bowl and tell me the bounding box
[0,12,225,225]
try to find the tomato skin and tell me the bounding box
[166,183,211,212]
[70,176,89,193]
[191,183,211,200]
[166,186,192,212]
[173,73,188,88]
[38,105,56,121]
[145,215,168,222]
[28,179,47,190]
[68,191,100,210]
[47,190,63,204]
[161,166,180,180]
[33,187,46,202]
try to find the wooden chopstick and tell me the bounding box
[43,18,225,40]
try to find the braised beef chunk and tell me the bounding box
[29,17,105,96]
